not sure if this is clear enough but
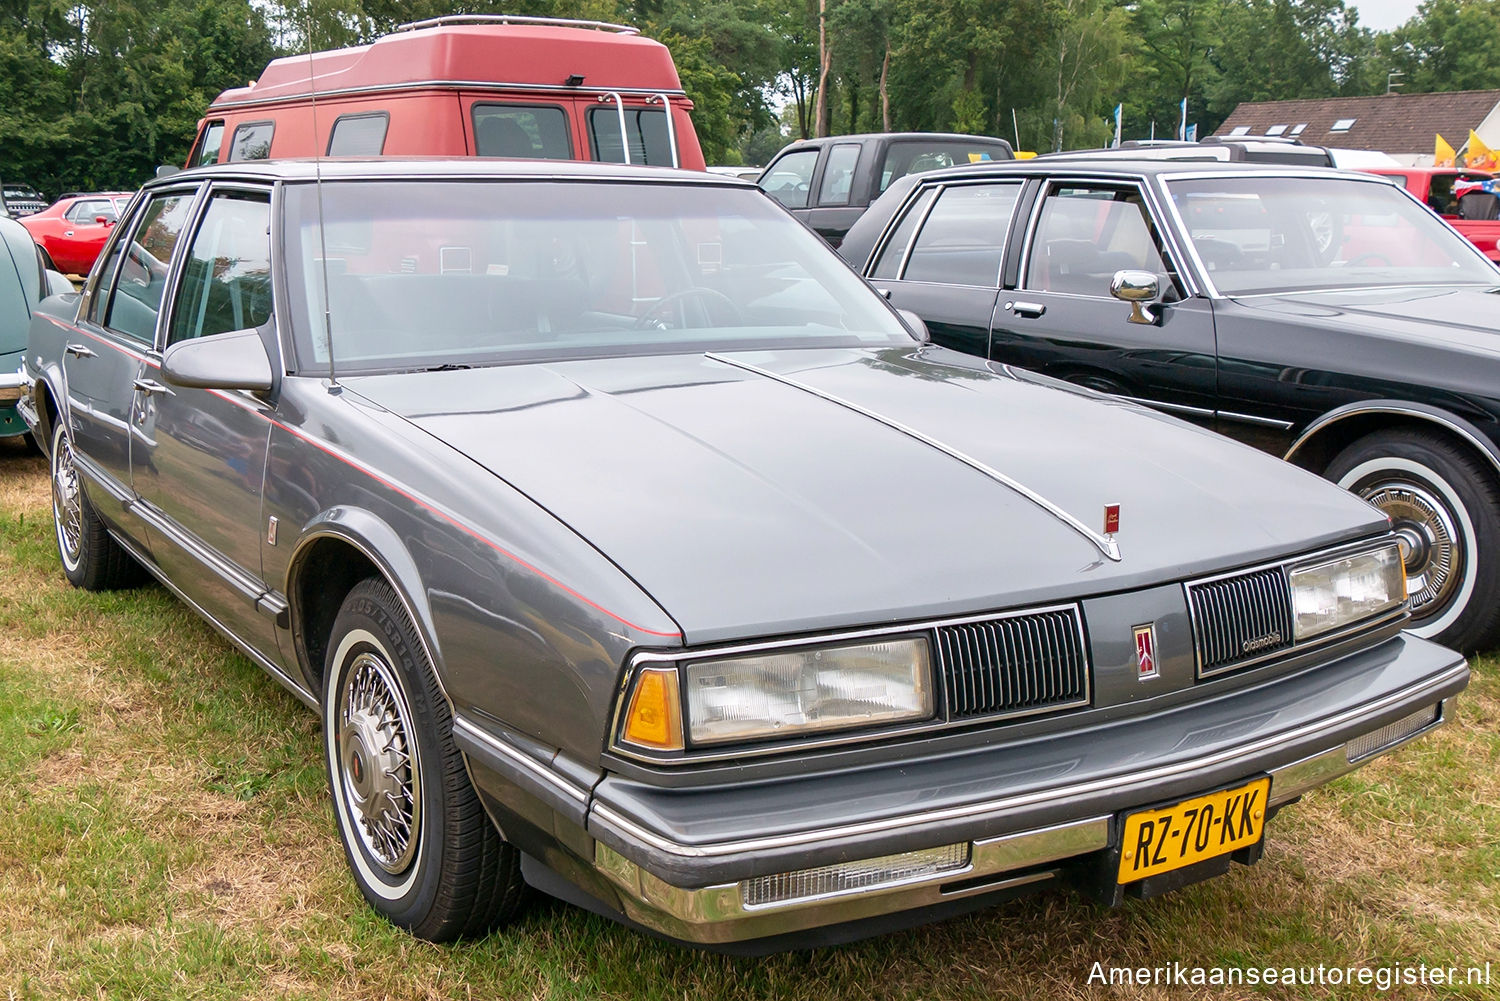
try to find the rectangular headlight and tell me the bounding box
[684,637,933,746]
[1289,543,1406,642]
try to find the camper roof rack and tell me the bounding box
[395,14,640,35]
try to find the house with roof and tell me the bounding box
[1211,89,1500,165]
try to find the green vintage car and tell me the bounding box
[0,214,71,440]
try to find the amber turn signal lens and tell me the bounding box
[621,667,684,751]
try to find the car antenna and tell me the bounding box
[304,7,338,391]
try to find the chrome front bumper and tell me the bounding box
[0,365,25,406]
[587,678,1459,945]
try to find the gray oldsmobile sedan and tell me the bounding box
[20,159,1468,951]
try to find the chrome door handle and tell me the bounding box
[1006,301,1047,318]
[132,378,173,397]
[65,342,96,359]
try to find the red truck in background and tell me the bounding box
[187,14,706,171]
[1366,166,1500,261]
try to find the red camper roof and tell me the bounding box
[209,18,685,111]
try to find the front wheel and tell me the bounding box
[1326,429,1500,651]
[323,577,527,941]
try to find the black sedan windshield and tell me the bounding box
[1166,175,1500,295]
[283,180,912,373]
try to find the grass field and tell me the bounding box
[1,434,1497,1000]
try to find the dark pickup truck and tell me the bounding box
[758,132,1013,247]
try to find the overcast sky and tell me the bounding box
[1352,0,1420,31]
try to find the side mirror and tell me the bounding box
[155,165,181,179]
[897,308,930,343]
[162,328,274,392]
[95,216,114,226]
[1110,269,1162,325]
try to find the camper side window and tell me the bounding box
[588,107,672,166]
[228,122,274,162]
[472,105,572,159]
[328,113,390,156]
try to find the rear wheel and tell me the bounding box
[323,577,527,941]
[50,420,142,590]
[1326,429,1500,651]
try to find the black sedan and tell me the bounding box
[840,159,1500,652]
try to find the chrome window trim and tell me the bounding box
[611,601,1090,766]
[1183,536,1408,679]
[890,183,941,278]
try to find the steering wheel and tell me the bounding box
[1344,252,1393,267]
[1192,237,1244,271]
[634,287,744,329]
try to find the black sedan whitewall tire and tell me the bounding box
[1327,430,1500,651]
[323,578,526,941]
[49,420,140,590]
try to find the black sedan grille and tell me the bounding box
[935,608,1089,720]
[1187,567,1295,676]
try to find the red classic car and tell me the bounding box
[1365,167,1500,261]
[19,192,133,275]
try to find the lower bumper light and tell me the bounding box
[740,842,970,909]
[1346,704,1440,762]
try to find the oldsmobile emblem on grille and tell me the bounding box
[1133,623,1158,680]
[1241,631,1284,654]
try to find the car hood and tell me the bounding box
[1232,284,1500,356]
[343,346,1384,644]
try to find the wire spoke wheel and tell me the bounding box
[51,430,83,570]
[337,650,422,875]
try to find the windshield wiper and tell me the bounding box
[423,363,472,372]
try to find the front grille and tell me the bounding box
[1187,566,1294,676]
[935,608,1088,720]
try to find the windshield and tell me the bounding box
[1165,175,1499,295]
[283,180,911,374]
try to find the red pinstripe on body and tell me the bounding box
[40,312,682,640]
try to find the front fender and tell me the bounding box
[285,507,444,692]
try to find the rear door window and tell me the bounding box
[817,143,862,206]
[587,106,672,166]
[760,149,820,209]
[870,187,937,279]
[328,113,389,156]
[472,104,572,159]
[902,183,1021,286]
[228,121,274,162]
[102,193,196,343]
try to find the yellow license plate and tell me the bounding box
[1118,777,1271,883]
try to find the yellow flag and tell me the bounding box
[1469,130,1494,169]
[1436,133,1457,167]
